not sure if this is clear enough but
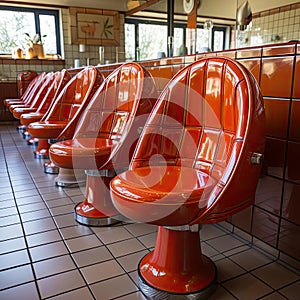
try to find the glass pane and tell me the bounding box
[125,23,135,61]
[0,10,35,54]
[39,14,57,54]
[174,27,184,56]
[213,30,224,51]
[196,28,209,52]
[138,24,167,60]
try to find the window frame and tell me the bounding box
[0,5,61,55]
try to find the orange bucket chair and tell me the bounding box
[11,72,56,118]
[20,69,73,144]
[3,71,40,107]
[49,62,158,226]
[17,70,38,97]
[27,66,104,159]
[6,72,47,111]
[110,57,265,299]
[4,72,47,131]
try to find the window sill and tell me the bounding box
[0,55,65,65]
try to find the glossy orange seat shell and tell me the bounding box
[49,62,158,172]
[112,166,216,226]
[20,69,72,126]
[11,72,57,119]
[110,57,265,226]
[3,71,41,107]
[27,66,103,140]
[49,138,116,170]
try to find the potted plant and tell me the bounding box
[25,33,46,59]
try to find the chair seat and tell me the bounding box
[110,166,216,226]
[20,112,44,126]
[50,138,119,170]
[13,107,37,119]
[28,120,68,139]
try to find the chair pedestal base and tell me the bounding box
[44,161,59,174]
[138,226,217,300]
[74,171,120,226]
[55,168,86,187]
[17,124,26,133]
[74,202,120,226]
[34,139,50,159]
[27,137,38,145]
[23,131,30,141]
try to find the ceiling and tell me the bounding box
[2,0,300,21]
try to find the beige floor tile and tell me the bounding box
[65,234,102,253]
[0,282,39,300]
[114,291,147,300]
[107,238,146,257]
[0,223,23,240]
[223,273,272,299]
[26,229,61,247]
[215,257,246,282]
[0,265,34,290]
[124,222,157,237]
[72,245,113,267]
[90,274,138,299]
[33,255,76,279]
[137,232,157,248]
[230,248,274,271]
[37,269,86,299]
[23,216,56,235]
[278,280,300,300]
[93,225,134,244]
[201,225,227,241]
[81,259,124,284]
[260,292,289,299]
[0,237,26,254]
[0,249,30,271]
[207,285,236,300]
[117,250,149,272]
[49,287,94,300]
[252,262,299,289]
[207,234,245,253]
[29,240,68,262]
[59,224,93,239]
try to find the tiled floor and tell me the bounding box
[0,123,299,300]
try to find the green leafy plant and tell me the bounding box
[101,18,113,39]
[24,33,47,46]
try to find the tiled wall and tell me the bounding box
[95,42,299,264]
[0,59,65,82]
[237,3,300,48]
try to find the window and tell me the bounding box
[138,23,167,60]
[0,6,61,55]
[125,23,135,61]
[125,19,228,61]
[212,27,226,51]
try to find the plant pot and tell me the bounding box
[26,43,44,59]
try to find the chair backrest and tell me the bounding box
[34,69,72,114]
[41,66,104,125]
[62,62,158,169]
[25,72,55,109]
[19,72,47,104]
[17,70,38,97]
[130,57,265,223]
